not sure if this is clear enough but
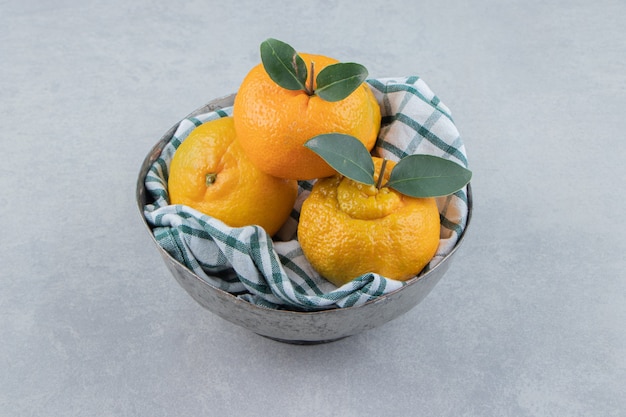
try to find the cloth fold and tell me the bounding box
[143,76,470,310]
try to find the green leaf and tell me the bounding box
[304,134,375,185]
[386,155,472,197]
[315,62,368,102]
[260,38,308,91]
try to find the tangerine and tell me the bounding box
[297,157,441,286]
[168,117,298,236]
[233,53,381,180]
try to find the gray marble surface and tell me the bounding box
[2,1,625,416]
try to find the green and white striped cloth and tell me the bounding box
[143,76,470,310]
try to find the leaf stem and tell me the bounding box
[376,158,388,190]
[307,61,315,95]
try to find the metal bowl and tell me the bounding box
[136,94,473,344]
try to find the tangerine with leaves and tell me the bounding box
[168,117,298,236]
[298,157,441,286]
[233,38,381,180]
[298,134,472,286]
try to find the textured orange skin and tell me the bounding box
[167,117,298,236]
[233,53,381,180]
[298,158,441,286]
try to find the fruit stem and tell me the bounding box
[205,173,217,186]
[307,61,315,95]
[376,158,388,190]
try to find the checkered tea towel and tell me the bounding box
[143,76,470,310]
